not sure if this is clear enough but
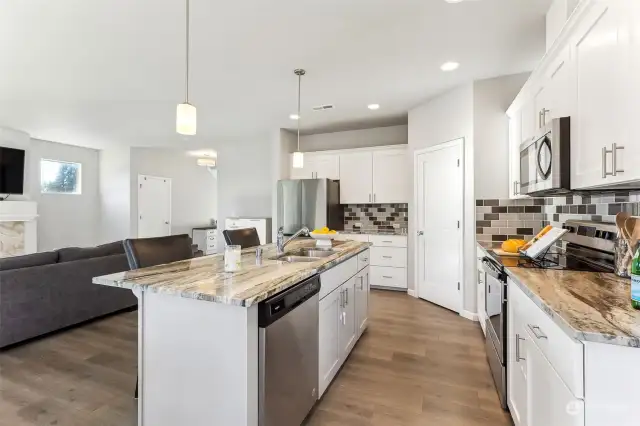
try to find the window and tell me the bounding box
[40,159,82,194]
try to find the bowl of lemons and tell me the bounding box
[310,227,338,247]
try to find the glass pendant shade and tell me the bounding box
[292,151,304,169]
[176,103,197,135]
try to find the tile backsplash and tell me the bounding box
[343,203,408,232]
[476,191,640,243]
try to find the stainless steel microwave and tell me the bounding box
[519,117,571,196]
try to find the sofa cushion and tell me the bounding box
[57,241,124,263]
[0,251,59,271]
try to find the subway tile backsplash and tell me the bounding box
[476,190,640,243]
[343,203,408,232]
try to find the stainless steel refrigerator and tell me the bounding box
[276,179,343,236]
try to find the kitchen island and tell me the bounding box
[93,239,370,426]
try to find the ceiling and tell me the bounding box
[0,0,551,150]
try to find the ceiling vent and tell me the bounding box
[312,104,335,111]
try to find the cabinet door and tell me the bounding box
[545,47,575,122]
[508,290,529,426]
[310,154,340,180]
[572,2,628,189]
[520,99,536,145]
[355,267,369,339]
[508,111,526,199]
[477,268,486,336]
[526,332,585,426]
[372,149,409,203]
[290,154,314,180]
[339,152,373,204]
[338,278,357,357]
[318,290,340,398]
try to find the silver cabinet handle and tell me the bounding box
[373,194,376,203]
[361,257,368,262]
[382,256,392,259]
[382,275,393,279]
[516,334,526,361]
[417,231,424,236]
[340,289,344,308]
[369,194,372,202]
[358,276,363,290]
[613,143,625,176]
[382,240,393,243]
[528,324,548,340]
[345,288,349,305]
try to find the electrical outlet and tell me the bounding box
[354,222,362,228]
[393,223,400,229]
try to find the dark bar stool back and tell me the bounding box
[122,234,195,399]
[222,228,261,249]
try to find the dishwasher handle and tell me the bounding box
[258,275,321,327]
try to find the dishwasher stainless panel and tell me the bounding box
[258,275,320,426]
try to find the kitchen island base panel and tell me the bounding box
[136,289,258,426]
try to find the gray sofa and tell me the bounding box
[0,241,137,348]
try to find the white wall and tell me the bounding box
[300,125,408,152]
[216,136,273,249]
[130,148,218,238]
[473,73,529,199]
[271,129,297,240]
[30,139,101,251]
[408,84,476,313]
[99,146,132,243]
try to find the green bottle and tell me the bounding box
[632,247,640,310]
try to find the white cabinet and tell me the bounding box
[192,228,218,255]
[318,288,340,397]
[339,152,373,204]
[318,250,370,398]
[571,2,628,190]
[526,327,585,426]
[520,99,536,147]
[477,254,487,336]
[508,111,525,199]
[508,285,529,426]
[338,278,357,357]
[224,217,271,245]
[372,149,409,203]
[355,266,369,339]
[290,153,340,180]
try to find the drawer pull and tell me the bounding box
[361,257,368,262]
[516,334,526,362]
[528,324,548,340]
[382,256,392,259]
[382,276,393,279]
[382,240,393,243]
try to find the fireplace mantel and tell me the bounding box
[0,201,38,257]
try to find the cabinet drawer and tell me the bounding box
[357,250,370,271]
[370,266,407,289]
[509,279,584,398]
[369,235,407,248]
[370,247,407,268]
[319,256,358,300]
[336,234,369,243]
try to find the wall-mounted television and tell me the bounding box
[0,146,26,194]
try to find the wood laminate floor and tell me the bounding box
[0,290,511,426]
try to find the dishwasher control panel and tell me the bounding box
[258,275,321,327]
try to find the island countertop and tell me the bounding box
[477,242,640,347]
[92,239,370,307]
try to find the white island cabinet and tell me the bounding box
[317,250,370,397]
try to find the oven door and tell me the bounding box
[482,258,505,363]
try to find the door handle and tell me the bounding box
[417,231,424,236]
[516,334,526,362]
[603,146,615,178]
[528,324,548,340]
[612,143,625,176]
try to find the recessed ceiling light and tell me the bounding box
[368,104,380,110]
[444,0,465,3]
[440,61,460,71]
[289,113,300,120]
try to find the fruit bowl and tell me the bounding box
[310,230,338,248]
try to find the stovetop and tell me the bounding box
[486,250,614,274]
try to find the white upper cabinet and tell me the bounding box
[290,153,340,180]
[339,151,373,204]
[372,149,409,204]
[509,111,525,199]
[520,99,537,146]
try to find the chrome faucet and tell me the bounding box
[277,226,310,254]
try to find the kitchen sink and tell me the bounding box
[271,255,320,263]
[289,248,337,258]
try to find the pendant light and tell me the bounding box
[176,0,196,135]
[292,69,306,169]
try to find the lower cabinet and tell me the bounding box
[507,286,528,426]
[318,252,370,398]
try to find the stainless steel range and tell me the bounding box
[482,220,616,410]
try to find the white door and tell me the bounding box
[138,175,171,238]
[355,267,369,338]
[372,149,409,203]
[415,140,463,313]
[526,331,585,426]
[318,289,340,398]
[310,154,340,180]
[572,2,628,189]
[338,278,356,357]
[339,152,373,204]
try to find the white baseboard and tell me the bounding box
[460,310,479,322]
[407,289,417,298]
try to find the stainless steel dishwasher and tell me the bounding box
[258,274,320,426]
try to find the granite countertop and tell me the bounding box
[93,240,370,307]
[341,229,408,236]
[477,242,640,348]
